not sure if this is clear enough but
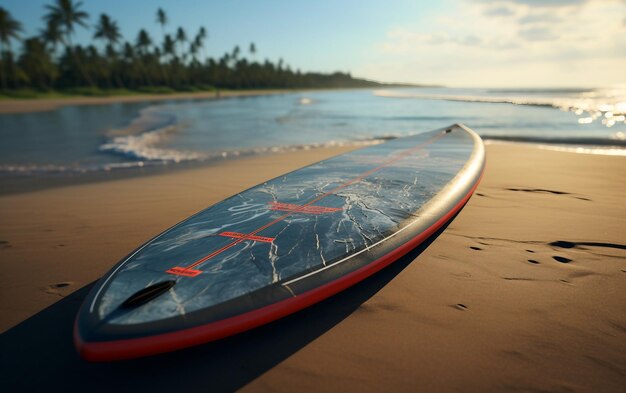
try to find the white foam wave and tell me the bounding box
[1,137,385,175]
[537,145,626,156]
[99,124,206,163]
[105,105,175,137]
[374,89,626,128]
[484,140,626,156]
[0,161,154,175]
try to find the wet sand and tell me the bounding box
[0,144,624,392]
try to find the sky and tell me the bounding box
[3,0,626,87]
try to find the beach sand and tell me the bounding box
[0,144,624,392]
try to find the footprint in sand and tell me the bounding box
[470,246,482,251]
[549,240,626,251]
[527,259,540,264]
[553,256,572,263]
[45,282,74,296]
[452,304,468,311]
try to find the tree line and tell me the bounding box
[0,0,379,94]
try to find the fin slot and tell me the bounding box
[120,280,176,309]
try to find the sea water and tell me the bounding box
[1,87,624,177]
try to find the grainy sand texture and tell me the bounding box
[0,143,624,392]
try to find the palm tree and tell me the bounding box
[93,14,121,88]
[231,45,240,68]
[249,42,256,58]
[189,42,198,64]
[0,7,23,89]
[162,34,175,60]
[134,29,153,86]
[43,0,94,86]
[155,8,169,85]
[194,26,207,62]
[44,0,89,43]
[93,14,120,49]
[161,33,175,85]
[135,29,152,56]
[122,41,134,61]
[104,42,124,88]
[156,8,167,38]
[175,27,186,60]
[19,37,58,89]
[40,19,64,53]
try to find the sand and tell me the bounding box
[0,144,624,392]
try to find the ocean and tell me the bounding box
[1,87,625,178]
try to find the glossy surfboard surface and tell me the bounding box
[74,123,485,361]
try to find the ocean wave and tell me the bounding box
[1,138,385,176]
[484,140,626,156]
[374,90,626,128]
[4,103,386,174]
[0,161,155,175]
[482,134,626,147]
[105,105,177,137]
[98,103,209,163]
[486,88,593,95]
[99,124,206,162]
[535,145,626,156]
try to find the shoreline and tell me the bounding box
[0,87,385,115]
[0,89,294,115]
[2,139,624,197]
[1,143,624,391]
[0,143,367,196]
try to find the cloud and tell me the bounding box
[364,0,626,86]
[506,0,587,6]
[461,35,483,46]
[381,31,486,50]
[518,13,560,24]
[519,27,557,41]
[477,0,588,7]
[483,6,516,16]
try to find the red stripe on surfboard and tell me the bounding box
[173,132,445,274]
[268,202,342,214]
[165,267,202,277]
[219,232,275,243]
[75,167,483,362]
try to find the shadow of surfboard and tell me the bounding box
[0,209,462,393]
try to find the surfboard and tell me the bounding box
[74,123,485,361]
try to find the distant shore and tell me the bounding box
[0,89,298,115]
[0,85,428,115]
